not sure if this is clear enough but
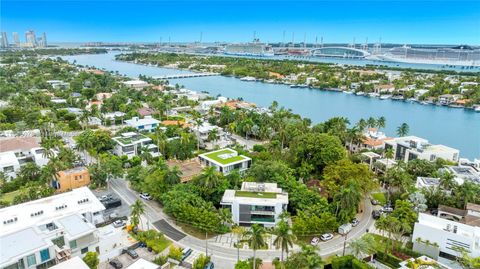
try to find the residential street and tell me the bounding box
[109,177,376,268]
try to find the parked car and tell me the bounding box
[109,259,123,269]
[351,218,360,227]
[204,262,215,269]
[370,199,379,205]
[381,206,394,213]
[112,220,126,228]
[140,193,151,200]
[310,237,320,246]
[338,223,352,235]
[100,194,113,202]
[123,249,138,259]
[181,247,193,261]
[372,210,381,219]
[320,233,333,241]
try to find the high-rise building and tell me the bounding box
[42,32,47,47]
[1,32,8,48]
[25,30,36,47]
[12,32,20,46]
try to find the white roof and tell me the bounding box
[50,257,90,269]
[57,214,95,238]
[0,187,104,236]
[123,80,147,85]
[0,227,51,267]
[221,182,288,205]
[125,116,160,128]
[126,258,160,269]
[0,151,19,167]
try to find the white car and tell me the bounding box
[320,233,334,241]
[140,193,151,200]
[112,220,126,228]
[310,237,320,246]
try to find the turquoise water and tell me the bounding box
[63,53,480,159]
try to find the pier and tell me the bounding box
[152,72,220,80]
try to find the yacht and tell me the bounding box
[356,91,365,96]
[240,76,257,82]
[380,95,392,100]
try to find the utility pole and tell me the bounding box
[205,231,208,256]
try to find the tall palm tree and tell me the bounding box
[367,117,376,128]
[138,145,153,165]
[348,234,376,260]
[164,165,182,185]
[208,128,219,145]
[130,199,145,231]
[272,219,296,265]
[377,116,386,130]
[196,166,222,189]
[396,123,410,137]
[244,224,267,269]
[232,226,246,262]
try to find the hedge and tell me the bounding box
[352,259,374,269]
[376,253,403,268]
[331,255,354,269]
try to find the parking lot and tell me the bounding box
[98,247,158,269]
[92,188,131,222]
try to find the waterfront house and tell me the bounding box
[384,136,459,163]
[125,116,160,132]
[112,132,160,159]
[220,182,288,227]
[198,148,251,175]
[441,166,480,185]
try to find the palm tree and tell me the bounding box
[439,171,456,190]
[396,123,409,137]
[164,165,182,185]
[196,166,222,189]
[130,199,145,231]
[244,224,267,269]
[272,219,296,265]
[384,147,394,171]
[79,109,90,130]
[348,235,376,260]
[377,116,386,130]
[207,128,219,145]
[367,117,376,128]
[356,118,367,132]
[232,226,246,262]
[138,145,153,165]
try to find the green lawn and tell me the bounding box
[203,149,247,165]
[115,133,148,145]
[0,190,22,204]
[235,191,277,199]
[371,192,387,205]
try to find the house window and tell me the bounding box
[40,249,50,262]
[27,254,36,267]
[81,247,88,254]
[69,240,77,249]
[75,176,78,180]
[3,166,14,173]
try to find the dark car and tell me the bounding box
[204,262,215,269]
[123,249,138,259]
[109,259,123,269]
[372,210,381,219]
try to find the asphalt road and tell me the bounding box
[109,177,376,268]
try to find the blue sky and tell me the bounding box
[1,0,479,44]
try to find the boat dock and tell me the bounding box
[152,72,220,80]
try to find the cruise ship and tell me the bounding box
[224,39,274,57]
[378,45,480,66]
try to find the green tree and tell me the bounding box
[285,245,324,269]
[193,254,211,269]
[82,251,99,269]
[131,199,145,230]
[195,166,223,189]
[396,123,410,137]
[273,219,296,264]
[244,224,267,269]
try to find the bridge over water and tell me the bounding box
[152,72,220,80]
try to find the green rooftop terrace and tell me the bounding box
[235,191,277,199]
[115,133,149,145]
[202,149,248,165]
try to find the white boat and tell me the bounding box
[343,91,354,94]
[368,93,380,98]
[240,76,257,82]
[380,95,392,100]
[356,91,365,96]
[474,106,480,112]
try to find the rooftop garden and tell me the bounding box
[115,134,149,145]
[203,149,247,165]
[235,191,277,199]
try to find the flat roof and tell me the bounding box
[57,214,95,238]
[126,258,159,269]
[199,148,250,166]
[0,187,104,236]
[125,117,160,127]
[0,137,40,153]
[235,191,277,199]
[50,256,90,269]
[0,227,51,267]
[113,133,150,145]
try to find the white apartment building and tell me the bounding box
[123,80,149,90]
[0,187,124,269]
[124,116,160,132]
[412,206,480,259]
[0,137,48,180]
[385,136,459,163]
[198,148,251,175]
[221,182,288,227]
[112,132,160,159]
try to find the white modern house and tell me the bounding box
[0,187,124,269]
[112,132,160,159]
[198,148,251,175]
[385,136,459,163]
[412,205,480,259]
[442,166,480,185]
[416,177,441,189]
[221,182,288,227]
[0,137,49,180]
[123,80,149,90]
[125,116,160,132]
[190,122,232,150]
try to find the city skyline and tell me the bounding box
[1,0,479,45]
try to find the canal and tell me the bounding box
[63,52,480,159]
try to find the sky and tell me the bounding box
[1,0,479,45]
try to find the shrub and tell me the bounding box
[377,253,403,268]
[168,245,183,261]
[352,259,374,269]
[331,255,353,269]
